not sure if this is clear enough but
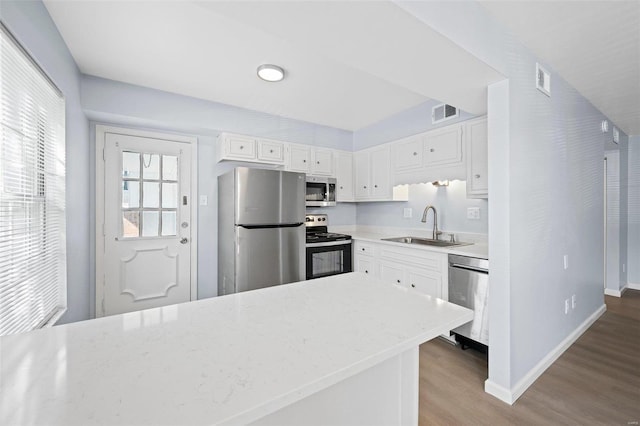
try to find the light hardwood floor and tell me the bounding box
[419,290,640,425]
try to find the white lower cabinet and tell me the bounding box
[354,240,447,299]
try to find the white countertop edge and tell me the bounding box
[219,312,473,425]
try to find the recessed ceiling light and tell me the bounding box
[257,64,285,82]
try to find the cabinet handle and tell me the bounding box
[475,174,481,178]
[365,270,369,274]
[396,279,401,284]
[413,152,417,156]
[361,248,365,251]
[411,283,416,288]
[340,186,343,189]
[317,161,320,164]
[270,149,274,153]
[303,159,306,163]
[430,148,435,152]
[363,185,367,189]
[374,184,378,188]
[240,145,244,150]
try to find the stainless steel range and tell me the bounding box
[305,214,352,280]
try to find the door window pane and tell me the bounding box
[163,155,178,181]
[142,211,159,237]
[122,181,139,208]
[162,182,178,208]
[143,182,160,208]
[123,211,140,238]
[142,153,160,180]
[161,211,177,236]
[122,151,140,179]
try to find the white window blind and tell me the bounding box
[0,23,67,336]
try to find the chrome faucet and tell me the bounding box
[421,205,442,240]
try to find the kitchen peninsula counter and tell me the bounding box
[0,273,472,425]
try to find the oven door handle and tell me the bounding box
[306,240,352,248]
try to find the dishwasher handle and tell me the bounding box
[450,263,489,274]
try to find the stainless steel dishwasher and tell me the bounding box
[448,254,489,350]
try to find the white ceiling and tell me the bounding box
[480,0,640,136]
[43,0,504,131]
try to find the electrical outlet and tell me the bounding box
[563,255,569,270]
[199,195,208,206]
[564,299,570,314]
[467,207,480,220]
[403,208,412,218]
[571,294,576,309]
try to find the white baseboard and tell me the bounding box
[605,288,623,297]
[628,282,640,291]
[484,304,607,405]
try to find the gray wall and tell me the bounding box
[82,76,354,304]
[395,0,628,395]
[628,136,640,285]
[1,1,90,324]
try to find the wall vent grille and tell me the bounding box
[432,103,458,124]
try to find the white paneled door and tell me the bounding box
[99,131,194,316]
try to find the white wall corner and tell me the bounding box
[485,305,606,405]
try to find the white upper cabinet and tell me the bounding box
[335,151,354,201]
[354,145,407,201]
[394,135,423,172]
[465,117,488,198]
[257,139,285,164]
[288,144,311,172]
[218,133,257,161]
[311,149,333,176]
[423,125,463,167]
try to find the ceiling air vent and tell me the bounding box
[432,103,458,124]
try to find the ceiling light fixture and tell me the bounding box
[257,64,285,82]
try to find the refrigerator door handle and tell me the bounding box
[238,223,304,229]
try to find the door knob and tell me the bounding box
[180,237,189,244]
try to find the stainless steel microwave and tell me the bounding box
[305,176,336,207]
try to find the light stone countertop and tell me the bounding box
[332,226,489,261]
[0,272,472,426]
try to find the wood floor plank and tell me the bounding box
[419,290,640,424]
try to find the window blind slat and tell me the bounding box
[0,23,67,337]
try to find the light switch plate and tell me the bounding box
[199,195,208,206]
[403,208,412,218]
[467,207,480,220]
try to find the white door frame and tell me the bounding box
[95,125,198,317]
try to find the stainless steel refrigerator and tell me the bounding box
[218,167,306,296]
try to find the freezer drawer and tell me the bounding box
[235,224,305,293]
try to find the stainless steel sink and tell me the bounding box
[381,236,472,247]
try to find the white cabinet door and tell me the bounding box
[224,134,256,160]
[258,139,285,164]
[424,125,462,166]
[370,146,391,199]
[379,260,405,288]
[466,118,488,198]
[289,145,311,172]
[355,254,376,276]
[312,149,333,175]
[354,150,370,200]
[407,268,442,298]
[335,151,354,201]
[394,135,423,172]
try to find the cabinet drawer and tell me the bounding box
[354,241,376,256]
[378,244,445,273]
[258,140,284,163]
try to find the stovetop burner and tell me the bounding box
[305,214,351,244]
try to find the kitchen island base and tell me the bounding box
[252,348,418,426]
